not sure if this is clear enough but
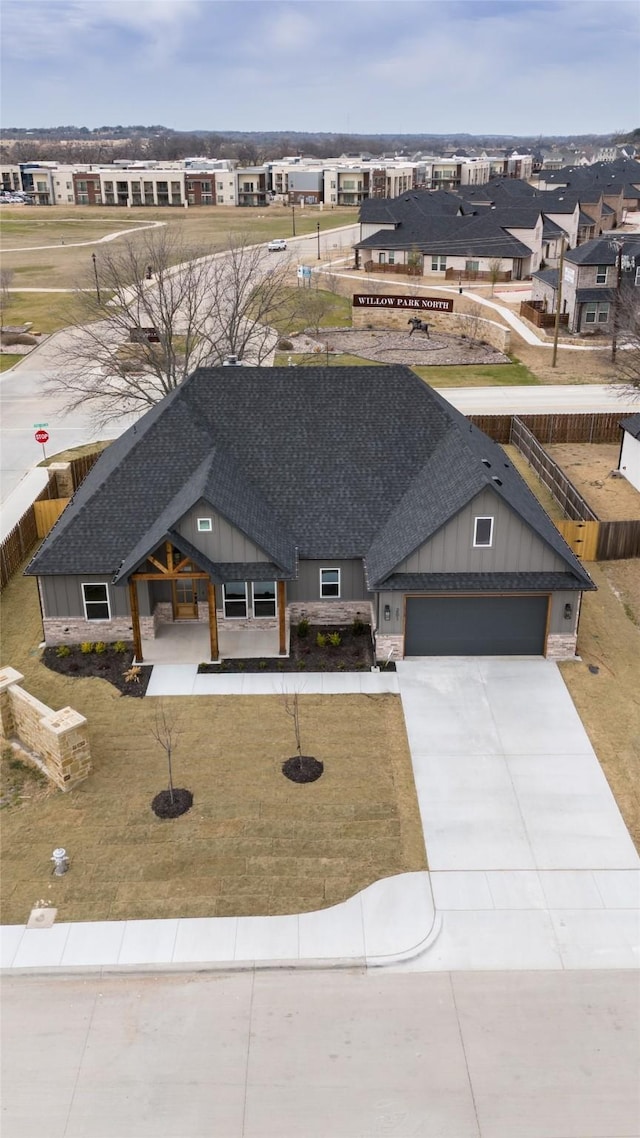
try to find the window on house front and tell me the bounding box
[379,252,386,264]
[473,517,494,548]
[320,568,340,598]
[223,582,247,618]
[431,255,446,271]
[465,260,480,274]
[635,266,640,286]
[388,251,395,264]
[252,581,276,617]
[584,302,610,324]
[595,265,608,284]
[82,583,111,621]
[197,518,212,532]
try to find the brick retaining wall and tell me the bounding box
[0,667,91,791]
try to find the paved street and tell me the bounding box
[2,968,638,1138]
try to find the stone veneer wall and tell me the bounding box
[288,600,374,626]
[42,615,154,647]
[374,633,404,662]
[0,667,91,791]
[545,632,578,660]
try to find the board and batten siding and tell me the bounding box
[395,489,567,575]
[40,575,150,618]
[176,500,271,564]
[287,559,371,603]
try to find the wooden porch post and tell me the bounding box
[207,580,219,660]
[128,580,143,662]
[278,580,287,655]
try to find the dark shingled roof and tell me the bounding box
[620,414,640,440]
[565,234,640,266]
[382,571,587,592]
[26,366,593,593]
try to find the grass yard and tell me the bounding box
[560,559,640,852]
[0,204,358,289]
[413,358,539,387]
[269,287,352,337]
[0,568,426,925]
[1,290,84,334]
[545,443,640,521]
[0,354,23,373]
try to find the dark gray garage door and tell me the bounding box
[404,595,548,656]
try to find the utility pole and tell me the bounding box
[551,238,566,369]
[91,252,101,304]
[291,202,296,237]
[610,239,623,363]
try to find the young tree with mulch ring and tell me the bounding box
[150,702,193,818]
[281,690,324,783]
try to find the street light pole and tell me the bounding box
[316,221,321,260]
[291,202,296,237]
[91,252,101,304]
[551,238,566,369]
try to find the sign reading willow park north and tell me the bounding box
[352,294,454,312]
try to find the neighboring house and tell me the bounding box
[618,415,640,492]
[531,234,640,335]
[26,367,594,663]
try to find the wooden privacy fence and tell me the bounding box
[508,416,640,561]
[509,417,598,522]
[34,498,70,538]
[470,411,625,446]
[0,448,105,592]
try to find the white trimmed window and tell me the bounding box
[320,568,340,598]
[634,266,640,286]
[595,265,608,284]
[223,582,247,618]
[473,517,494,548]
[431,255,446,271]
[584,302,610,324]
[82,583,111,621]
[197,517,212,532]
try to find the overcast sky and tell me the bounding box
[2,0,639,136]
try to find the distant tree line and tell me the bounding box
[0,126,626,166]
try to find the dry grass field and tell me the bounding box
[545,443,640,520]
[0,568,426,926]
[560,559,640,852]
[0,204,358,290]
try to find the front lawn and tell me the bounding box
[412,359,540,387]
[0,568,426,924]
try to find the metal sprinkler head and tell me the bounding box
[51,848,69,876]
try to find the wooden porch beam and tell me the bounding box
[147,555,167,574]
[132,571,209,581]
[207,580,219,661]
[278,580,287,655]
[128,579,143,662]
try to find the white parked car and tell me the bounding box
[267,239,287,252]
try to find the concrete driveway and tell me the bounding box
[395,658,640,971]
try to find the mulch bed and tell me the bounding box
[198,622,386,673]
[42,643,151,697]
[151,788,194,818]
[282,756,324,783]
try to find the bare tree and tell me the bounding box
[150,702,181,807]
[282,691,303,759]
[44,229,294,426]
[487,257,504,296]
[0,268,14,324]
[612,279,640,392]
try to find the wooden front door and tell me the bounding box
[172,579,198,620]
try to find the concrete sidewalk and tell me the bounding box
[2,659,638,975]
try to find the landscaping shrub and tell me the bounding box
[277,338,293,351]
[351,617,366,636]
[297,618,310,638]
[316,632,327,648]
[113,640,128,653]
[94,641,107,655]
[328,632,342,647]
[80,642,94,654]
[55,645,71,658]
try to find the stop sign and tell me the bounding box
[35,430,49,444]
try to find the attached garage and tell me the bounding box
[404,594,549,656]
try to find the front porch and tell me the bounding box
[139,621,283,665]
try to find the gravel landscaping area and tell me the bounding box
[290,328,509,367]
